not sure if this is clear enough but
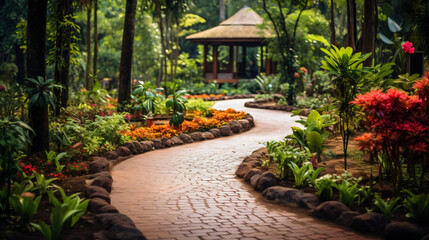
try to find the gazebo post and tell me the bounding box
[213,45,218,80]
[265,47,271,75]
[242,46,247,76]
[229,45,234,79]
[203,44,207,78]
[260,45,264,74]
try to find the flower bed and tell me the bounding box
[119,108,247,141]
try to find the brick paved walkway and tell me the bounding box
[110,99,380,240]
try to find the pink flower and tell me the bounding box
[402,41,415,54]
[124,114,133,121]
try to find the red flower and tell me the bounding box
[0,85,6,92]
[402,41,415,54]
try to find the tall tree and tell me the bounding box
[359,0,376,66]
[85,4,93,90]
[27,0,49,153]
[346,0,357,50]
[219,0,225,22]
[330,0,336,45]
[118,0,137,104]
[93,0,98,79]
[50,0,74,114]
[262,0,309,105]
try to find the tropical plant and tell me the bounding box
[404,191,429,223]
[33,172,56,195]
[270,146,310,180]
[166,82,188,127]
[45,151,67,175]
[320,46,371,170]
[373,194,401,220]
[25,76,62,153]
[287,110,335,162]
[332,180,361,208]
[9,194,42,228]
[314,177,333,202]
[31,187,89,240]
[131,81,165,115]
[254,74,280,94]
[0,118,33,219]
[288,162,324,188]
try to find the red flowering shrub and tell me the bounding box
[402,41,415,54]
[352,74,429,191]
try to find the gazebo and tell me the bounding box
[186,7,275,83]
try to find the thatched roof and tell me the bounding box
[186,7,274,43]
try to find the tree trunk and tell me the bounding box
[155,0,166,88]
[93,0,98,80]
[14,43,25,84]
[61,0,72,109]
[360,0,376,66]
[118,0,137,104]
[330,0,336,45]
[219,0,225,23]
[346,0,357,50]
[27,0,49,153]
[85,7,92,90]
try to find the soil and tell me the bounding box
[1,175,102,240]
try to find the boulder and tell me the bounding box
[219,125,232,136]
[91,176,113,193]
[139,141,153,152]
[255,172,277,191]
[384,222,429,240]
[89,171,112,180]
[90,157,109,173]
[312,201,350,221]
[297,193,319,209]
[335,211,360,227]
[95,213,146,240]
[84,185,109,198]
[151,139,163,149]
[262,186,303,205]
[250,174,262,187]
[235,163,252,178]
[131,141,144,153]
[209,128,221,138]
[201,132,215,140]
[116,146,131,157]
[229,120,242,133]
[161,138,173,148]
[88,189,111,204]
[97,205,119,214]
[244,169,262,182]
[124,142,138,155]
[238,119,250,131]
[350,212,389,233]
[89,197,110,213]
[170,136,184,145]
[105,151,119,160]
[178,134,193,143]
[189,132,205,141]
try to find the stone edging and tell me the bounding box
[235,147,429,240]
[200,94,257,101]
[84,114,256,240]
[244,99,311,116]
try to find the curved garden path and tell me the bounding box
[110,99,379,240]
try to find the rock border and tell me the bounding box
[244,99,311,116]
[199,94,256,102]
[235,147,429,240]
[85,113,255,239]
